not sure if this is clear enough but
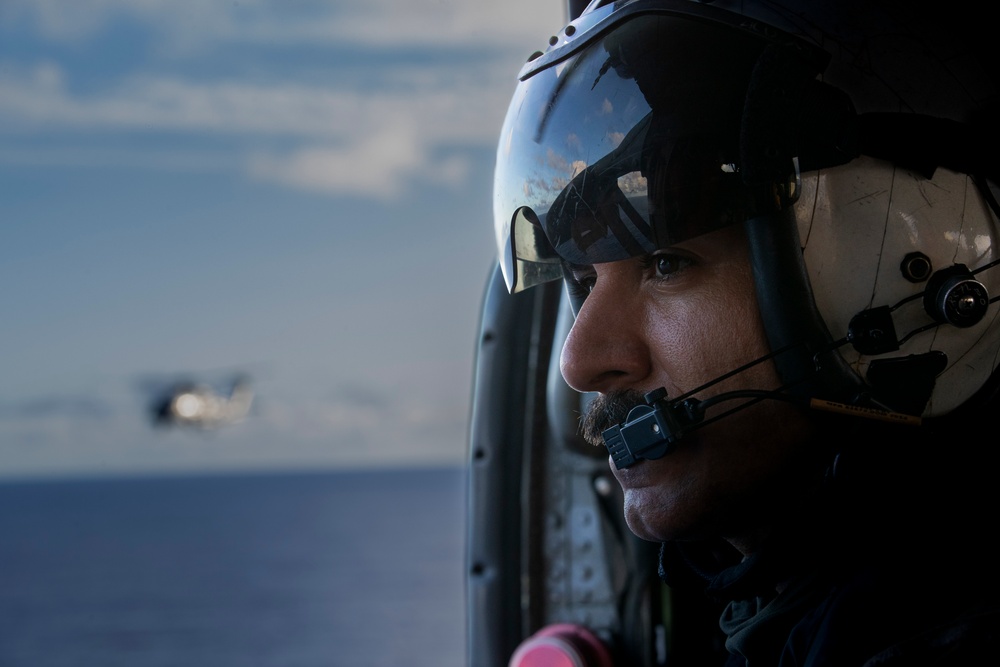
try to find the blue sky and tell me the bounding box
[0,0,565,478]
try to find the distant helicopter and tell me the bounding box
[146,374,255,429]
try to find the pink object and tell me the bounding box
[508,624,615,667]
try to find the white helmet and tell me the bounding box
[493,0,1000,425]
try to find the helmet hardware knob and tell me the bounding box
[848,306,900,355]
[900,252,932,283]
[923,265,990,328]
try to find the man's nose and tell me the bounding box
[559,273,651,394]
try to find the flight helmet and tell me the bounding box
[493,0,1000,422]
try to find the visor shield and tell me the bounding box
[494,10,792,293]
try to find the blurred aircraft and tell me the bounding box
[144,374,255,429]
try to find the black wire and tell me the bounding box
[685,388,809,433]
[896,321,939,347]
[672,343,802,403]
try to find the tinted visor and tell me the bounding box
[494,7,803,293]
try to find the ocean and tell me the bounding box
[0,467,467,667]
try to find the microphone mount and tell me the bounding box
[602,388,703,469]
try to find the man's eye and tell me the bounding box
[653,254,690,278]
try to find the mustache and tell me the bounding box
[580,389,648,447]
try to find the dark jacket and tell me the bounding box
[660,435,1000,666]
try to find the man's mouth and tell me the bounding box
[580,389,648,448]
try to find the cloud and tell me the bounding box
[0,395,114,420]
[0,51,525,199]
[249,144,413,198]
[242,383,468,466]
[0,52,523,139]
[246,124,472,197]
[3,0,564,52]
[0,0,565,200]
[0,377,469,476]
[0,63,403,137]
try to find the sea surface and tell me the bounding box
[0,467,467,667]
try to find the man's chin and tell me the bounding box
[614,456,700,543]
[621,490,672,543]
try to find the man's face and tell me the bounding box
[559,225,813,550]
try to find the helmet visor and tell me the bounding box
[494,8,796,293]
